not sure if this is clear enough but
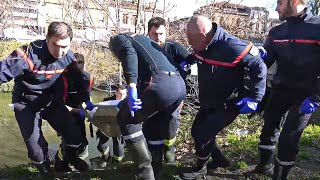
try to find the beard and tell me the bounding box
[279,3,295,21]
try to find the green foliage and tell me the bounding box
[300,125,320,147]
[225,132,260,155]
[0,41,24,60]
[177,113,194,144]
[234,161,248,170]
[298,149,311,161]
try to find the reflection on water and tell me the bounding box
[0,92,106,168]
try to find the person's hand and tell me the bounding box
[300,98,318,114]
[179,61,188,71]
[257,46,267,60]
[85,101,95,111]
[128,84,142,117]
[235,97,258,114]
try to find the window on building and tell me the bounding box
[122,14,129,24]
[131,15,137,26]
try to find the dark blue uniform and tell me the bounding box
[257,9,320,178]
[55,64,93,172]
[190,23,266,165]
[142,40,190,154]
[110,33,186,179]
[0,40,83,169]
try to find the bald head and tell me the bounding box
[186,15,214,53]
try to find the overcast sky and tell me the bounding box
[156,0,278,19]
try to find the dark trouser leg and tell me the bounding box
[14,102,52,175]
[96,130,112,161]
[180,105,238,179]
[42,101,88,171]
[112,136,125,162]
[165,101,183,163]
[274,103,311,179]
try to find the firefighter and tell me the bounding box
[245,0,320,179]
[179,15,267,180]
[109,33,186,180]
[96,85,127,164]
[54,53,95,172]
[0,22,90,176]
[142,16,191,178]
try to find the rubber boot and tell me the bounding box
[272,161,293,180]
[54,147,72,172]
[179,158,209,180]
[65,146,89,172]
[34,158,54,178]
[244,148,274,178]
[164,145,175,163]
[129,140,155,180]
[150,149,163,180]
[207,148,231,171]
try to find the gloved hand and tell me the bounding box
[300,98,318,114]
[128,85,142,117]
[235,97,258,114]
[179,61,188,71]
[257,46,267,60]
[85,101,95,111]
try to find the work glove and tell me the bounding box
[179,61,188,72]
[235,97,258,114]
[85,101,95,111]
[257,46,267,60]
[128,85,142,117]
[300,98,318,114]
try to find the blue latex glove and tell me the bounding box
[235,97,258,114]
[300,98,318,114]
[85,101,95,111]
[128,85,142,117]
[258,46,267,60]
[78,109,86,119]
[179,61,188,71]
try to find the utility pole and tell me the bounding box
[162,0,165,17]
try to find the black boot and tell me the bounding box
[179,158,209,180]
[272,161,293,180]
[34,159,54,178]
[244,148,274,178]
[65,146,89,172]
[164,145,175,163]
[150,149,163,180]
[129,140,155,180]
[207,148,231,171]
[54,147,72,172]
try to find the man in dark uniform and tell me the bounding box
[96,85,127,163]
[245,0,320,179]
[109,33,186,180]
[0,22,89,176]
[179,15,267,180]
[54,53,95,172]
[142,16,191,178]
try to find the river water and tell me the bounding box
[0,91,107,168]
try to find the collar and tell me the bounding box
[286,8,313,22]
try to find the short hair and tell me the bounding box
[74,53,85,63]
[148,17,166,32]
[47,21,73,40]
[116,84,126,91]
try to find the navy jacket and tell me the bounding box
[62,64,92,108]
[194,23,267,108]
[264,9,320,104]
[0,40,76,107]
[110,34,178,85]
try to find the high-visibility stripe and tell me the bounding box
[273,39,320,45]
[165,137,176,146]
[57,146,64,160]
[148,140,165,145]
[123,130,143,140]
[196,154,211,160]
[66,143,82,148]
[112,155,123,161]
[31,160,45,165]
[258,145,276,150]
[194,42,253,67]
[88,74,94,91]
[16,48,35,70]
[16,47,65,75]
[276,157,295,166]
